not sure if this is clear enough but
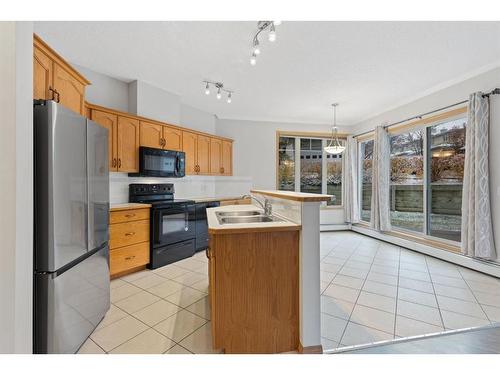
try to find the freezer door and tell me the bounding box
[87,119,109,250]
[34,246,110,354]
[34,101,88,272]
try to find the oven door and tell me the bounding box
[153,204,195,247]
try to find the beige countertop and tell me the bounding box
[207,204,301,234]
[250,189,332,202]
[110,203,152,212]
[178,196,250,203]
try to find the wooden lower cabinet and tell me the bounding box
[208,230,300,353]
[109,208,150,278]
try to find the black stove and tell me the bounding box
[129,183,196,269]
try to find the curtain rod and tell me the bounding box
[353,88,500,138]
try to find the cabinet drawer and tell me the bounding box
[110,242,150,276]
[110,208,150,224]
[110,220,150,249]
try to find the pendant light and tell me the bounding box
[324,103,346,155]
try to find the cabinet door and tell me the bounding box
[197,135,211,175]
[222,140,233,176]
[53,63,85,115]
[208,245,218,347]
[140,121,163,149]
[162,126,183,151]
[33,47,53,100]
[117,116,140,172]
[209,138,223,175]
[90,109,118,171]
[182,131,198,175]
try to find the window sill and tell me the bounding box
[352,223,461,254]
[321,205,343,210]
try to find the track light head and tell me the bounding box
[216,87,222,100]
[253,38,261,55]
[227,92,232,104]
[250,53,257,66]
[205,82,210,95]
[268,24,276,42]
[273,21,282,26]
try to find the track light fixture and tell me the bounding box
[250,21,281,66]
[202,81,234,104]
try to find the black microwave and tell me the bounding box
[129,147,185,178]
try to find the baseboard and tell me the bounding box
[298,342,323,354]
[320,224,351,231]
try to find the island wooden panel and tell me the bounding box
[209,230,299,353]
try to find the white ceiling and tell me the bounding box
[34,21,500,126]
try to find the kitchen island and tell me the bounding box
[207,190,331,354]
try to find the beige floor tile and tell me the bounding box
[339,266,369,279]
[110,283,143,303]
[179,324,222,354]
[481,304,500,322]
[340,322,393,347]
[91,315,148,352]
[397,300,442,326]
[430,274,469,289]
[323,284,360,303]
[129,274,167,289]
[370,264,399,276]
[175,258,207,272]
[343,261,371,271]
[320,313,348,342]
[395,315,443,337]
[440,310,490,330]
[436,295,488,319]
[165,287,207,308]
[466,280,500,294]
[153,310,207,342]
[472,291,500,308]
[322,256,346,266]
[165,344,192,354]
[120,269,152,282]
[110,328,175,354]
[366,271,398,286]
[320,281,330,293]
[321,295,354,320]
[332,274,364,290]
[398,287,437,308]
[398,277,434,294]
[428,266,463,279]
[146,279,185,298]
[132,300,181,326]
[186,296,211,319]
[433,284,476,302]
[321,262,344,273]
[349,255,374,264]
[195,267,208,276]
[399,269,431,283]
[110,279,127,290]
[190,278,209,293]
[94,304,129,331]
[77,338,105,354]
[153,264,190,279]
[172,271,207,287]
[350,304,395,334]
[399,262,428,273]
[320,270,337,283]
[460,270,500,285]
[362,280,397,298]
[321,337,338,351]
[357,291,396,314]
[114,290,160,314]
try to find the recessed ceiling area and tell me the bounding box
[34,21,500,126]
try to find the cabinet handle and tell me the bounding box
[163,138,166,147]
[48,86,55,101]
[125,232,135,236]
[54,89,60,103]
[112,158,116,168]
[118,158,121,168]
[125,256,136,261]
[206,248,210,259]
[125,213,136,218]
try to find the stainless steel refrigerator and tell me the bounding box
[33,100,110,354]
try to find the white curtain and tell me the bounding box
[343,136,359,223]
[461,92,496,259]
[370,126,392,232]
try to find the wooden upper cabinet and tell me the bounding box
[33,47,53,100]
[33,35,90,115]
[140,121,163,149]
[209,138,223,175]
[91,109,118,171]
[182,131,198,175]
[163,126,182,151]
[117,116,140,172]
[53,63,86,115]
[197,135,211,174]
[222,141,233,176]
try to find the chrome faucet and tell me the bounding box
[242,194,272,216]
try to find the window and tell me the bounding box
[360,140,373,222]
[277,135,343,206]
[390,130,424,232]
[381,113,466,243]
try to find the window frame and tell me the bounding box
[275,131,347,208]
[363,106,468,246]
[358,137,375,224]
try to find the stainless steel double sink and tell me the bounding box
[215,210,284,225]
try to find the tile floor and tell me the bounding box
[77,231,500,354]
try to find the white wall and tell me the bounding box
[353,66,500,261]
[0,21,33,354]
[74,64,129,112]
[129,80,181,124]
